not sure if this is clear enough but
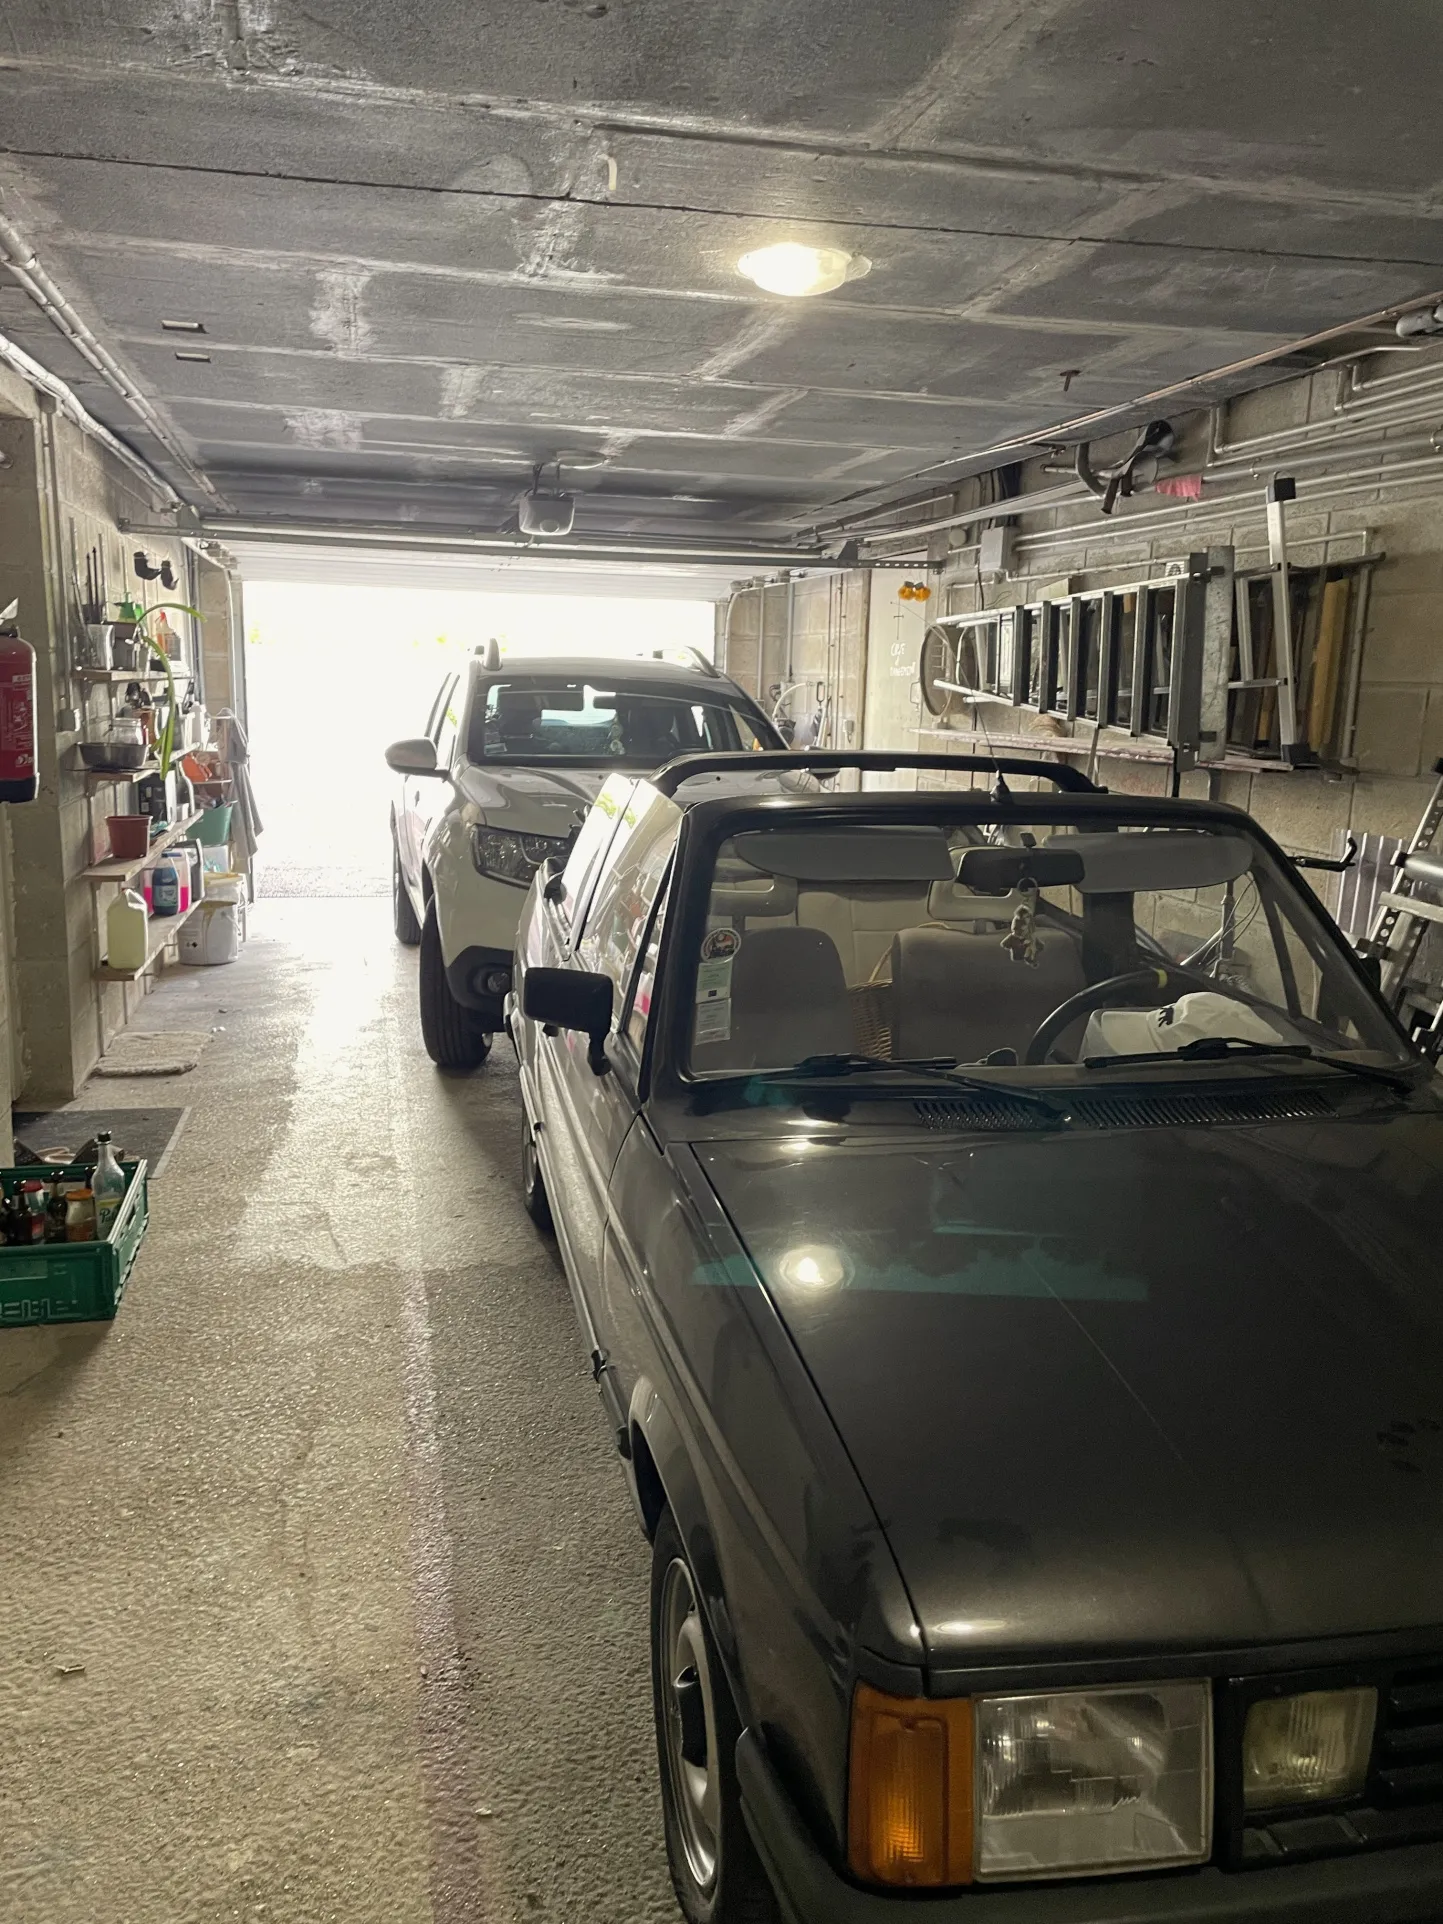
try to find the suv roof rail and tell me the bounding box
[649,645,721,677]
[649,750,1105,798]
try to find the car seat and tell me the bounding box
[889,925,1087,1063]
[693,925,851,1072]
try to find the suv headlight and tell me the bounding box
[848,1680,1211,1888]
[471,827,568,887]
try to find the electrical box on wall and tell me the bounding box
[979,525,1016,578]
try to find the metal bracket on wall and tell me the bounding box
[1264,475,1303,760]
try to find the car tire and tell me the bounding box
[393,834,422,946]
[520,1119,553,1233]
[419,898,492,1071]
[651,1509,778,1924]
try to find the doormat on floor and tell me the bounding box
[11,1107,190,1177]
[94,1030,212,1077]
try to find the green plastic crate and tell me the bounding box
[0,1160,149,1327]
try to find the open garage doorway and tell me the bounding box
[242,571,718,901]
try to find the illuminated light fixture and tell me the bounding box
[737,242,870,298]
[898,581,932,602]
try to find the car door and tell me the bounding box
[397,672,456,891]
[534,784,681,1320]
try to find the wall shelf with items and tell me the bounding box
[82,812,202,889]
[95,898,204,983]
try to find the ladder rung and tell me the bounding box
[1380,891,1443,928]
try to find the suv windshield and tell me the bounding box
[685,812,1413,1081]
[468,677,773,766]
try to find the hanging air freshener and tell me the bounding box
[1001,883,1043,967]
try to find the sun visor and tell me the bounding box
[1042,831,1253,894]
[730,826,955,883]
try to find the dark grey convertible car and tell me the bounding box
[509,749,1443,1924]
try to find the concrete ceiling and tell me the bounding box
[1,1,1441,552]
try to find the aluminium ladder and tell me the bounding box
[1362,757,1443,1041]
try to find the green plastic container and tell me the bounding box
[190,804,234,847]
[0,1160,149,1327]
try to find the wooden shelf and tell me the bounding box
[83,811,203,888]
[82,760,158,790]
[95,896,205,983]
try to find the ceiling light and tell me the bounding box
[160,319,206,333]
[737,243,869,298]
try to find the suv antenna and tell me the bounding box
[479,638,501,671]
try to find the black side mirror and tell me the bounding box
[523,967,613,1074]
[542,857,567,904]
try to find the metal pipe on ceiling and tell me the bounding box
[0,210,225,509]
[0,325,181,507]
[176,517,868,571]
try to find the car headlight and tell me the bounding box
[848,1680,1211,1888]
[1243,1688,1376,1811]
[471,827,568,887]
[975,1683,1211,1881]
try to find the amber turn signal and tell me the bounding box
[847,1683,973,1887]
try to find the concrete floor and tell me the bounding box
[0,900,676,1924]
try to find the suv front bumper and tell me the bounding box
[445,943,513,1025]
[736,1730,1443,1924]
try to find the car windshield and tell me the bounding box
[685,811,1414,1081]
[467,677,772,765]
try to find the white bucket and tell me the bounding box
[180,901,242,966]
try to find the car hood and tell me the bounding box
[693,1102,1443,1669]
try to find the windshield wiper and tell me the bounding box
[760,1052,1066,1116]
[1083,1034,1415,1090]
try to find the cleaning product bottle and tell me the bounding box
[91,1132,127,1239]
[151,855,180,917]
[107,887,150,970]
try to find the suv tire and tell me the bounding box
[419,898,492,1071]
[393,834,422,946]
[651,1509,778,1924]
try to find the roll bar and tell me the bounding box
[648,750,1105,799]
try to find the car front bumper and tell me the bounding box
[445,943,513,1023]
[736,1729,1443,1924]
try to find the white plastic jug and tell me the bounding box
[179,901,240,966]
[106,888,149,973]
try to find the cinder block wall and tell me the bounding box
[720,353,1443,880]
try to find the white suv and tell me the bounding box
[386,649,783,1068]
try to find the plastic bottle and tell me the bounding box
[91,1133,126,1239]
[151,856,180,917]
[107,888,150,971]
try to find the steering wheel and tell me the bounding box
[1023,966,1193,1066]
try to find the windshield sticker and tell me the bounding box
[694,997,733,1044]
[701,927,741,961]
[696,956,734,1002]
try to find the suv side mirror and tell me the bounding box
[523,967,613,1075]
[385,737,444,777]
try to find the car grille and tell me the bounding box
[1234,1660,1443,1869]
[913,1085,1333,1132]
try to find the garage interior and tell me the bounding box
[4,4,1443,1920]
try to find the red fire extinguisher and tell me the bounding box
[0,608,38,805]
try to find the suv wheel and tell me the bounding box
[393,834,422,946]
[651,1510,778,1924]
[419,898,492,1071]
[521,1120,553,1233]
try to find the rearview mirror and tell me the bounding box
[523,967,613,1074]
[957,847,1085,894]
[385,736,444,777]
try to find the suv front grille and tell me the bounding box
[1378,1664,1443,1803]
